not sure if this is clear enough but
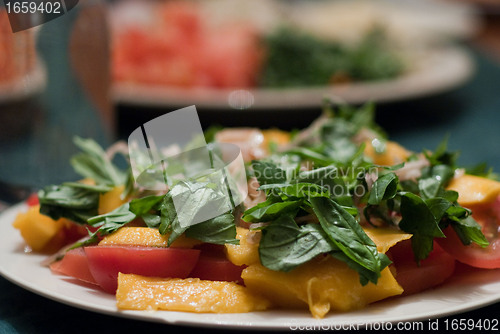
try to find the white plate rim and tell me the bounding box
[112,45,474,110]
[1,203,499,330]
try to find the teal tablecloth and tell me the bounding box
[1,45,500,333]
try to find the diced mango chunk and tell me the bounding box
[364,227,412,254]
[225,227,260,266]
[229,226,411,318]
[12,205,65,252]
[364,140,410,166]
[262,129,290,151]
[98,227,201,248]
[98,185,127,215]
[243,258,402,318]
[116,273,271,313]
[447,174,500,207]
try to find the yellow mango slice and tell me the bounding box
[262,129,290,150]
[98,185,127,215]
[99,227,201,248]
[116,273,271,313]
[364,140,410,166]
[243,258,402,318]
[12,205,65,252]
[447,174,500,207]
[225,227,260,266]
[231,226,411,318]
[364,227,412,254]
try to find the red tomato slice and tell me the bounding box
[389,240,456,296]
[437,226,500,269]
[26,193,39,206]
[50,248,97,285]
[84,246,200,294]
[189,244,245,284]
[437,197,500,269]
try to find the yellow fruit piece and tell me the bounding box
[98,227,201,248]
[225,227,260,266]
[116,273,272,313]
[98,185,127,215]
[364,227,412,254]
[262,129,290,150]
[12,205,65,252]
[243,259,402,318]
[447,174,500,207]
[364,140,410,166]
[231,226,410,318]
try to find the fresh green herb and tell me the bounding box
[259,214,337,272]
[260,27,403,87]
[242,198,303,223]
[185,213,238,245]
[159,179,235,244]
[368,172,398,205]
[310,197,389,285]
[398,193,446,261]
[38,183,105,224]
[71,137,127,186]
[465,162,499,180]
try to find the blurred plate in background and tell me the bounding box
[109,0,478,110]
[112,45,474,110]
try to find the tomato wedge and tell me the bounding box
[189,245,245,284]
[50,247,97,285]
[437,226,500,269]
[84,246,200,294]
[389,240,456,296]
[26,193,39,207]
[437,197,500,269]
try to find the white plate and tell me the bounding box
[112,46,474,110]
[1,203,499,330]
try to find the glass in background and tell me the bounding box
[0,0,112,205]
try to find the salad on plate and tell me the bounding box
[10,103,500,319]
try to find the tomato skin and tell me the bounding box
[437,226,500,269]
[189,244,245,284]
[389,240,456,296]
[50,248,98,285]
[26,193,39,207]
[84,246,200,294]
[437,196,500,269]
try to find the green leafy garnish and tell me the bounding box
[71,137,127,186]
[260,27,403,87]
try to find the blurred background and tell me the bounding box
[0,0,500,331]
[1,0,498,196]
